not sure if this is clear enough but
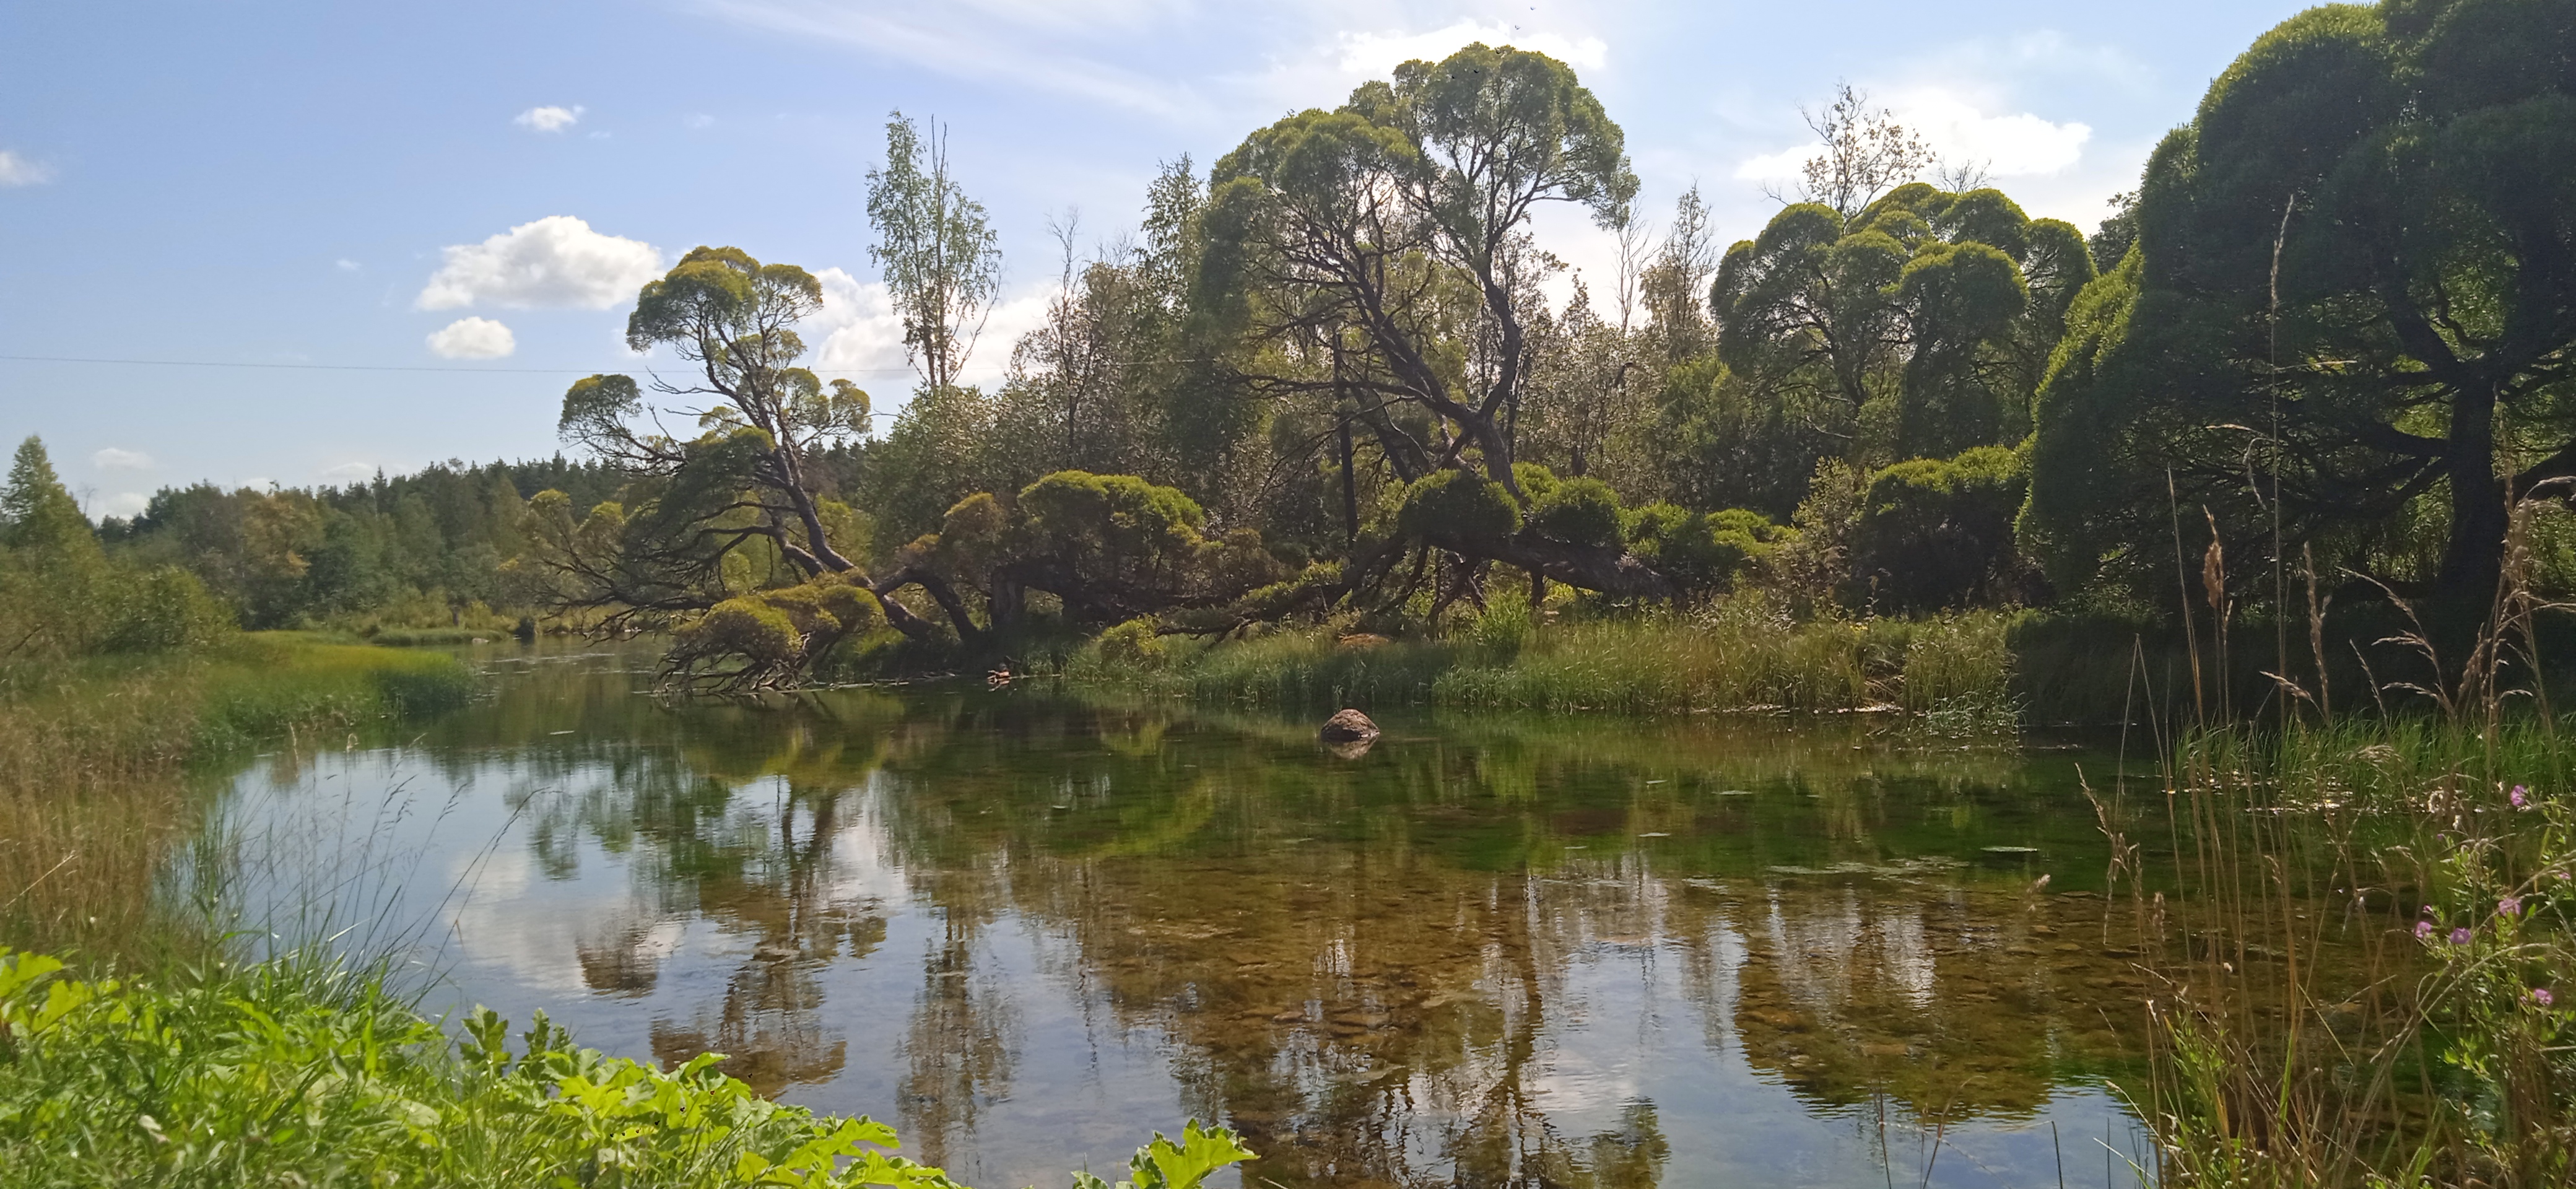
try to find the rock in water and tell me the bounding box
[1320,708,1379,743]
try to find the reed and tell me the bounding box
[2100,499,2576,1187]
[0,636,475,968]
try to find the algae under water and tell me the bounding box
[202,645,2196,1188]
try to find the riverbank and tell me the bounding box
[0,943,1250,1188]
[0,635,477,967]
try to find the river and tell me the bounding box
[209,644,2165,1188]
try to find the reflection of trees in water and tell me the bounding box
[443,671,2133,1185]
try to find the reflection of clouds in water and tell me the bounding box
[207,653,2160,1187]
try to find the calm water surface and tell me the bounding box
[217,646,2162,1188]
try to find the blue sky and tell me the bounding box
[0,0,2312,519]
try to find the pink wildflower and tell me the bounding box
[2535,988,2555,1008]
[2512,785,2531,809]
[2452,927,2474,945]
[2502,895,2525,917]
[2416,920,2436,941]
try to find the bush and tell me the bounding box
[1095,617,1169,669]
[1528,477,1624,547]
[1848,445,2031,612]
[682,598,799,667]
[1397,469,1520,547]
[1625,504,1791,591]
[99,565,233,654]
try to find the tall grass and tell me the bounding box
[2100,502,2576,1187]
[1076,596,2023,721]
[0,636,476,967]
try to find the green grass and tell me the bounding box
[0,945,1253,1189]
[1071,599,2021,722]
[0,635,480,968]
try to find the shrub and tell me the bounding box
[1397,469,1521,547]
[1848,445,2031,612]
[1528,477,1624,547]
[1096,617,1169,669]
[98,565,233,654]
[682,598,799,668]
[1626,504,1790,591]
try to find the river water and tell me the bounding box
[214,645,2164,1188]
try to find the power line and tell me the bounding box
[0,353,923,377]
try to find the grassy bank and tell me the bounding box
[1070,601,2022,725]
[0,635,477,967]
[0,944,1251,1189]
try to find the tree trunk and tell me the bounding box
[2436,380,2505,604]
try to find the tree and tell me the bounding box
[536,247,985,657]
[1712,183,2095,469]
[1775,84,1935,219]
[868,112,1003,393]
[1202,43,1639,500]
[2022,0,2576,604]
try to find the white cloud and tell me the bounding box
[683,113,715,129]
[807,268,910,380]
[0,150,54,186]
[806,266,1053,399]
[514,105,583,133]
[318,462,378,484]
[92,447,154,471]
[1336,20,1606,76]
[1895,90,2091,177]
[695,0,1196,116]
[416,216,661,310]
[427,316,518,359]
[335,258,362,271]
[97,492,149,520]
[1734,90,2091,185]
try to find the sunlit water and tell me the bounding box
[211,645,2162,1188]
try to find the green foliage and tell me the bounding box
[2024,0,2576,602]
[1527,476,1623,547]
[1713,183,2093,467]
[1850,446,2030,612]
[1396,469,1520,547]
[0,947,1253,1188]
[1071,1121,1258,1189]
[1094,617,1170,669]
[1624,503,1790,591]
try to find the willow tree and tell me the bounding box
[1201,43,1638,501]
[532,246,988,665]
[1712,184,2095,469]
[2022,0,2576,603]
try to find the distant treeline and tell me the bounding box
[90,455,636,630]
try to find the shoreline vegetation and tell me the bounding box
[7,0,2575,1182]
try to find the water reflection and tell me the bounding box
[217,647,2156,1188]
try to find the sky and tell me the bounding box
[0,0,2315,520]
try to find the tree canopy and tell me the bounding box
[2024,0,2576,604]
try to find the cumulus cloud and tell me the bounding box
[806,266,1054,398]
[1734,90,2091,185]
[1336,20,1606,75]
[416,216,662,310]
[92,447,154,471]
[97,492,150,520]
[807,268,910,378]
[515,105,583,133]
[318,462,378,484]
[0,150,54,186]
[427,316,518,359]
[335,258,362,272]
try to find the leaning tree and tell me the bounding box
[2022,0,2576,606]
